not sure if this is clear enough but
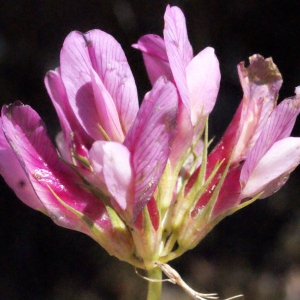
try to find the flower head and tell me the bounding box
[1,5,300,275]
[0,28,178,268]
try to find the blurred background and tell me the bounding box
[1,0,300,299]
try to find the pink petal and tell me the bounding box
[163,5,193,110]
[60,30,138,141]
[85,30,139,134]
[241,96,300,185]
[89,141,132,210]
[1,103,112,235]
[0,124,44,211]
[186,47,220,124]
[241,137,300,198]
[60,31,103,140]
[124,77,178,217]
[164,6,193,66]
[132,34,172,85]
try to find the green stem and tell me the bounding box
[146,266,162,300]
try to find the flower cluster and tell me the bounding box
[1,5,300,274]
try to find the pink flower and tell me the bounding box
[176,55,300,251]
[211,55,300,215]
[45,30,140,163]
[1,4,300,272]
[133,5,220,167]
[0,29,178,268]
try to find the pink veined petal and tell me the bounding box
[60,31,104,140]
[241,137,300,198]
[132,34,173,85]
[89,141,132,210]
[186,47,220,124]
[124,77,178,217]
[164,5,193,110]
[0,123,44,211]
[60,30,138,140]
[83,30,139,135]
[1,103,112,235]
[241,96,300,185]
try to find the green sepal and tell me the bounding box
[169,119,222,231]
[130,205,161,270]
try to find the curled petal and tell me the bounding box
[132,34,172,85]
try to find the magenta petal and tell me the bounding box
[1,103,111,234]
[125,77,178,216]
[133,34,173,85]
[241,137,300,198]
[241,97,300,185]
[0,124,43,211]
[163,5,193,110]
[212,165,242,218]
[186,47,220,124]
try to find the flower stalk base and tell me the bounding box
[146,266,162,300]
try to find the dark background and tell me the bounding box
[1,0,300,299]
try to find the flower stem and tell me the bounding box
[146,266,162,300]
